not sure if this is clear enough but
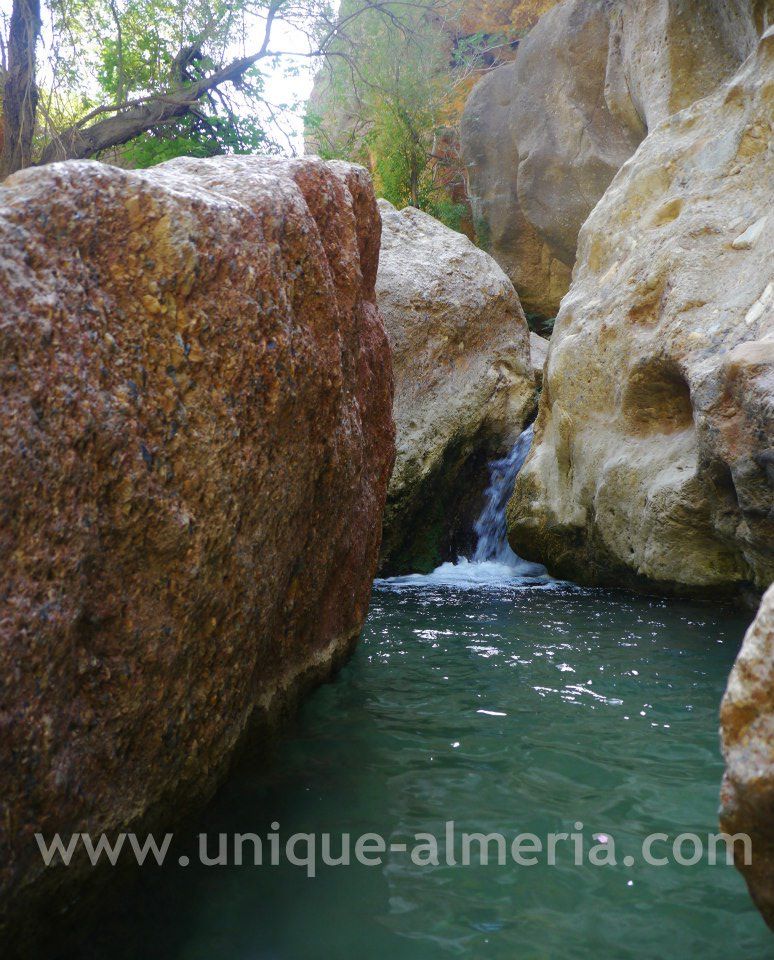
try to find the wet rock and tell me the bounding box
[0,155,394,945]
[721,584,774,929]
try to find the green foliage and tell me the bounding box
[473,214,492,251]
[5,0,487,184]
[48,1,226,108]
[305,2,524,229]
[451,29,507,68]
[424,198,469,233]
[303,111,339,161]
[306,1,456,214]
[525,312,556,336]
[27,1,298,166]
[116,111,277,168]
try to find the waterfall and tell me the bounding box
[378,423,548,587]
[472,424,535,565]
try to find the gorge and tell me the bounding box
[0,0,773,957]
[49,445,774,959]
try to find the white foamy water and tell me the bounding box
[378,425,551,589]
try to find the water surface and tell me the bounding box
[85,580,771,959]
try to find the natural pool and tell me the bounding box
[80,579,772,959]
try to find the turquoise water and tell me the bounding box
[83,580,773,959]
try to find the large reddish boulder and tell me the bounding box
[0,155,394,943]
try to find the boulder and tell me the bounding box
[506,0,644,269]
[0,155,394,945]
[507,28,774,595]
[376,200,535,573]
[721,584,774,931]
[461,0,771,319]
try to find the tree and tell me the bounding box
[345,4,450,209]
[0,0,436,178]
[1,0,42,174]
[305,1,444,210]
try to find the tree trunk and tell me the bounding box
[410,164,420,207]
[1,0,41,179]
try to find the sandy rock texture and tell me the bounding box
[0,155,394,945]
[461,61,573,319]
[376,200,535,573]
[529,333,549,389]
[461,0,772,319]
[721,584,774,931]
[507,28,774,595]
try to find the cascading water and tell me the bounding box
[472,424,536,566]
[380,424,548,587]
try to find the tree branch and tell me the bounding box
[22,0,439,169]
[39,46,277,162]
[37,0,286,164]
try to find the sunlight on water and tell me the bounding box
[84,585,770,960]
[68,421,771,959]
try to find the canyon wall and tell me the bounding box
[376,200,536,573]
[0,155,394,945]
[305,0,561,235]
[461,0,772,318]
[506,27,773,595]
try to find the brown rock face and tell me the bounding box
[507,28,774,595]
[461,0,771,318]
[376,200,535,574]
[0,156,394,942]
[721,585,774,929]
[460,61,572,318]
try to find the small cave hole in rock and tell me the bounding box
[622,359,695,435]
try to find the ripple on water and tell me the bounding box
[83,584,771,960]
